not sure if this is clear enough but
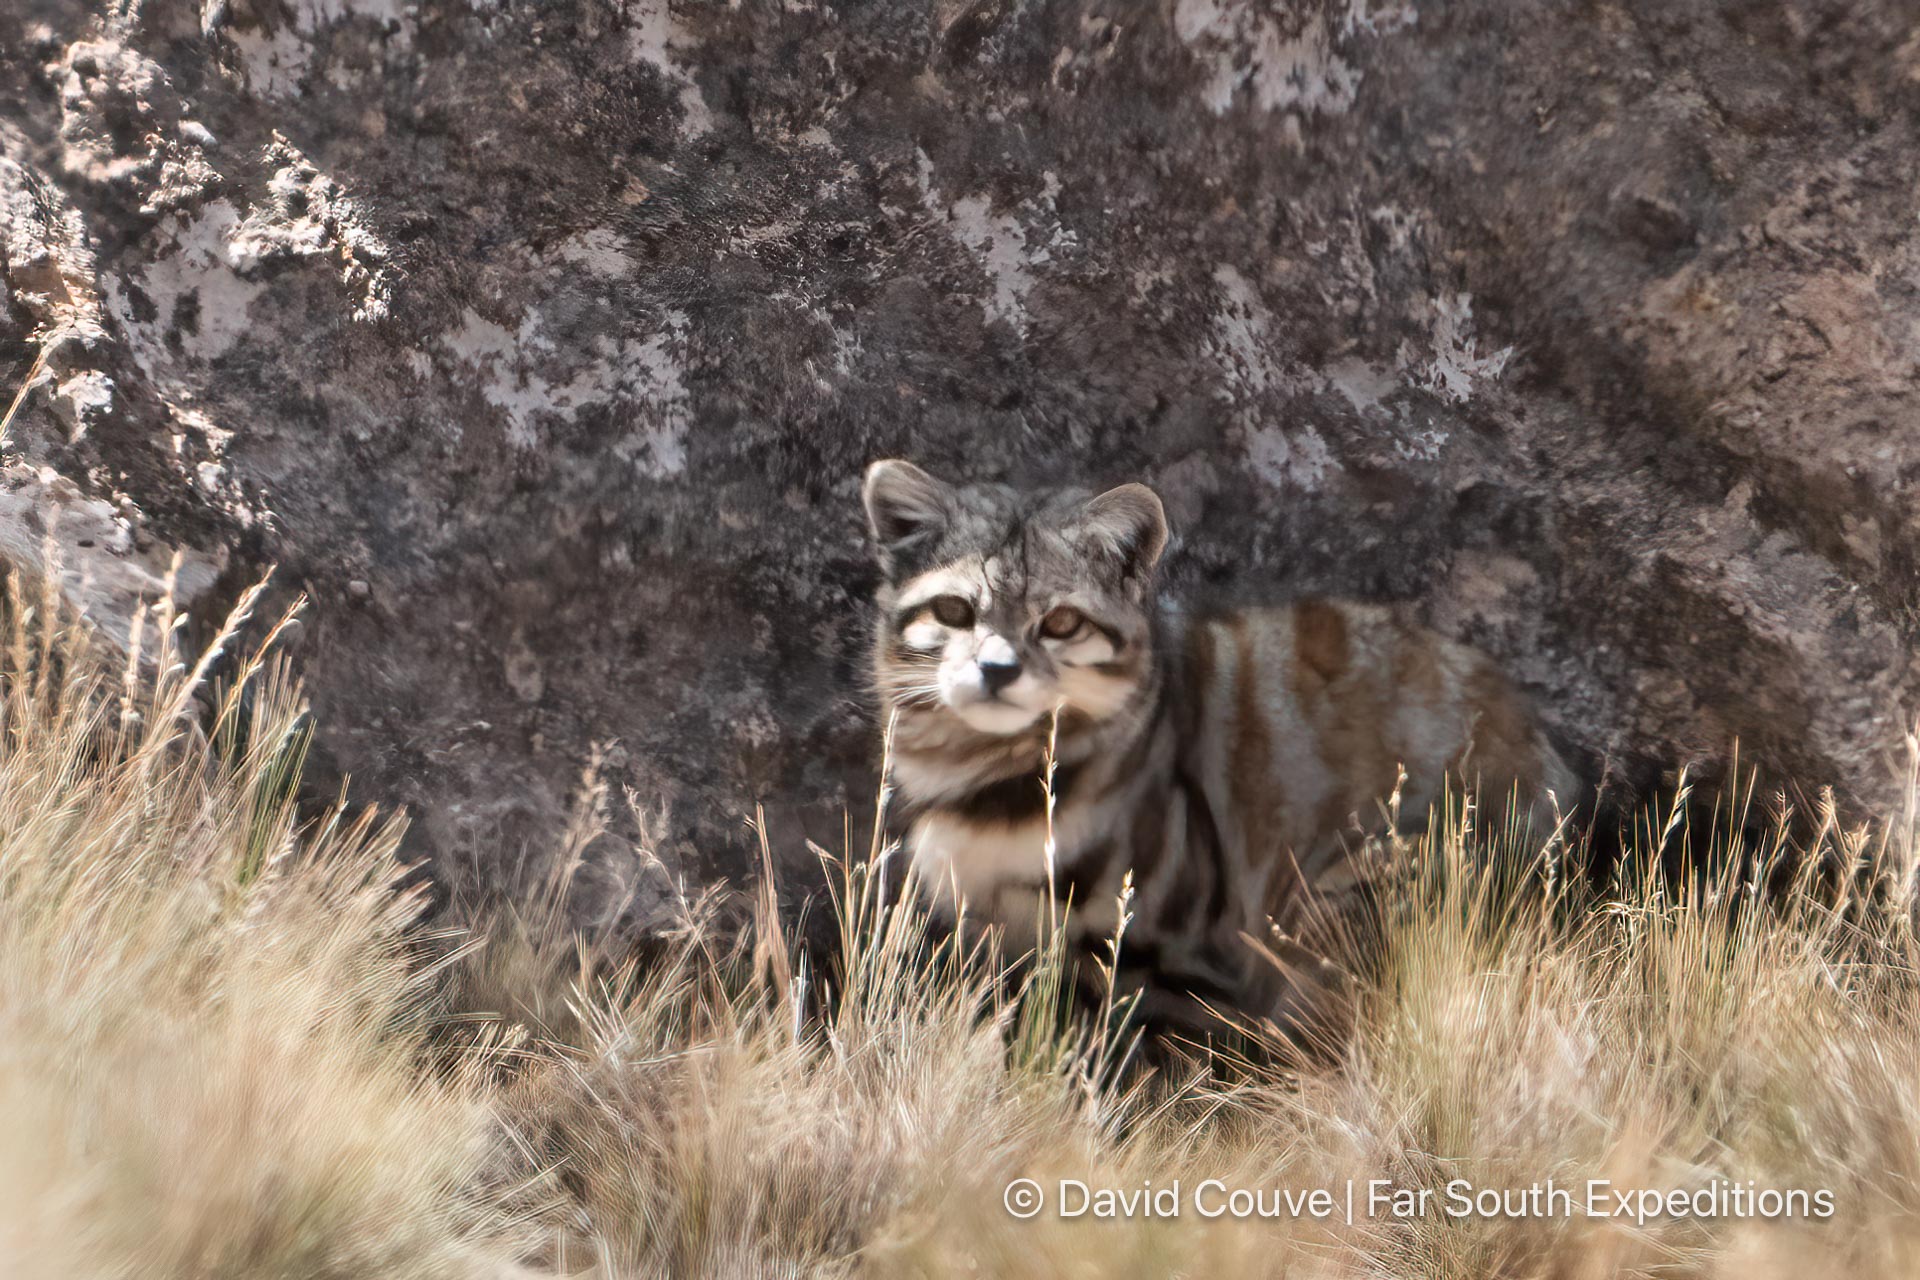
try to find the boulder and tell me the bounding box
[3,0,1915,923]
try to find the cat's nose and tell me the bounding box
[975,635,1021,695]
[978,655,1021,695]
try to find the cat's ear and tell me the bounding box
[863,460,951,570]
[1082,483,1167,584]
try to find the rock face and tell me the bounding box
[3,0,1918,913]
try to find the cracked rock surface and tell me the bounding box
[3,0,1917,920]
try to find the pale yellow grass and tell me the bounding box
[6,573,1920,1279]
[0,572,521,1278]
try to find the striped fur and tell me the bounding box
[862,461,1576,1035]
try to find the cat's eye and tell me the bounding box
[929,596,976,629]
[1039,606,1086,640]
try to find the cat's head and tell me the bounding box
[862,459,1167,739]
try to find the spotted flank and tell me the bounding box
[861,459,1577,1037]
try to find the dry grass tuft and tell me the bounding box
[0,570,520,1278]
[8,571,1920,1278]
